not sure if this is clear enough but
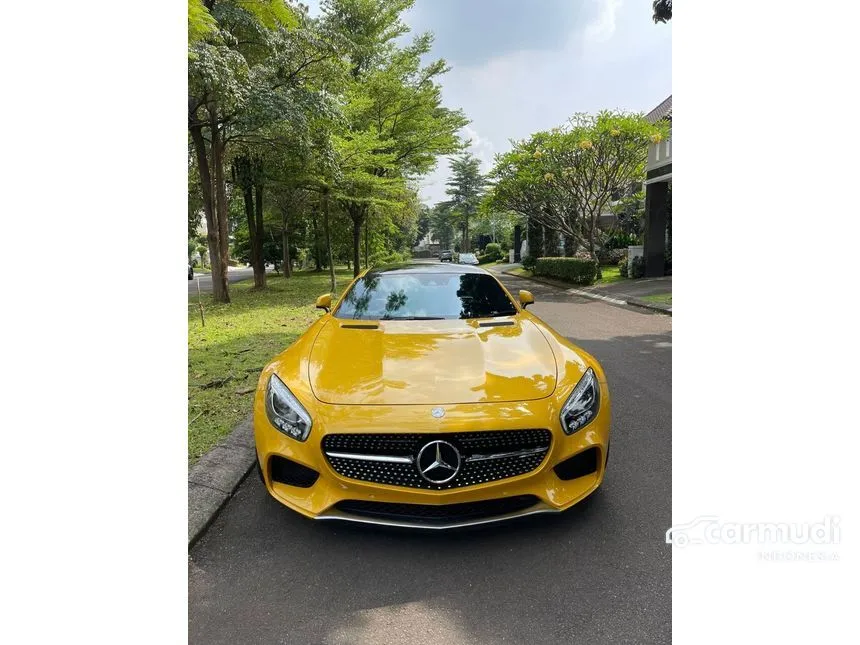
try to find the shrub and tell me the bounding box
[597,247,627,265]
[630,256,645,279]
[618,255,628,278]
[483,243,503,261]
[604,231,640,250]
[477,253,495,264]
[521,254,537,271]
[370,250,409,266]
[534,257,600,286]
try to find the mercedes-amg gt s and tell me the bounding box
[253,263,610,529]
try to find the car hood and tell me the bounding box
[308,318,557,405]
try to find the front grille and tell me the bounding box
[335,495,540,525]
[322,429,551,490]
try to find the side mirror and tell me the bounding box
[519,290,535,308]
[315,293,332,313]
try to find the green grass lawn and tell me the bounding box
[641,292,672,306]
[594,265,625,286]
[188,268,353,464]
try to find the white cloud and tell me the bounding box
[417,0,671,204]
[585,0,622,43]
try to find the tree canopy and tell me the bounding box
[188,0,468,299]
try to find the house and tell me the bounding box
[642,95,672,277]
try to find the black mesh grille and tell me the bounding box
[269,455,319,488]
[553,447,599,481]
[322,429,551,490]
[335,495,540,525]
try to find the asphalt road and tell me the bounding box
[188,266,256,295]
[188,272,672,645]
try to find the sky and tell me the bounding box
[305,0,672,205]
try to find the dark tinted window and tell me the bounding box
[335,272,518,320]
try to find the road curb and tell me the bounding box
[502,270,672,316]
[188,414,256,548]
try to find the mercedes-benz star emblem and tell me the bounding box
[416,440,461,484]
[431,407,445,419]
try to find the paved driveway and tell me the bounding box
[189,273,672,644]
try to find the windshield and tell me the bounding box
[335,272,518,320]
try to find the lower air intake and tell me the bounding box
[269,456,319,488]
[553,447,600,481]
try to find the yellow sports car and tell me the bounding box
[253,263,610,528]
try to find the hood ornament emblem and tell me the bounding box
[431,407,445,418]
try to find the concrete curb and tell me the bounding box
[502,270,672,316]
[188,414,256,548]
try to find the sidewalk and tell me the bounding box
[490,262,672,314]
[588,276,672,312]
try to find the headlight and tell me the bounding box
[559,367,600,434]
[265,374,312,441]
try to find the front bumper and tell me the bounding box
[253,388,610,529]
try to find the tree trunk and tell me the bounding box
[364,217,369,269]
[349,204,365,278]
[281,206,291,278]
[352,217,362,277]
[563,235,574,257]
[253,183,266,288]
[189,121,225,301]
[463,214,470,251]
[209,109,230,303]
[311,214,322,271]
[322,190,336,293]
[243,182,257,273]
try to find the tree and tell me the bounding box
[323,0,467,276]
[485,137,561,257]
[188,0,335,301]
[475,199,520,248]
[444,152,485,251]
[488,111,668,262]
[415,204,431,246]
[653,0,672,24]
[429,202,456,250]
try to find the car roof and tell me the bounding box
[367,262,488,276]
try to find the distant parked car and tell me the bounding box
[188,264,193,280]
[439,250,453,262]
[458,252,479,265]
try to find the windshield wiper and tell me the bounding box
[381,316,445,320]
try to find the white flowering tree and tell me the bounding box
[489,110,668,263]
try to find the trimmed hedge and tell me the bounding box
[521,254,537,271]
[534,257,600,286]
[477,253,495,264]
